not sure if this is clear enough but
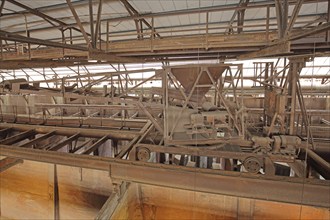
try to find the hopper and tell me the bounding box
[171,65,229,99]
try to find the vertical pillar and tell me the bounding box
[54,164,60,220]
[288,61,298,135]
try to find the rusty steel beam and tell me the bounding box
[226,0,249,33]
[94,0,103,47]
[120,0,161,38]
[89,0,95,48]
[285,0,304,36]
[0,30,89,51]
[48,133,80,151]
[0,128,12,139]
[0,123,139,140]
[18,131,57,148]
[66,0,90,46]
[0,129,36,145]
[88,51,143,63]
[104,0,327,23]
[0,0,5,16]
[0,157,23,173]
[81,135,108,155]
[327,0,330,41]
[289,22,330,41]
[116,121,153,159]
[0,144,329,208]
[95,191,121,220]
[239,41,291,59]
[305,148,330,179]
[5,0,60,27]
[0,114,147,129]
[0,60,77,69]
[4,0,92,39]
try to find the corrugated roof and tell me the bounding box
[1,0,328,41]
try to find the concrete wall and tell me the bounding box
[1,159,329,219]
[0,159,112,219]
[112,184,330,220]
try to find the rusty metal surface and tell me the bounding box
[171,65,228,98]
[0,157,23,173]
[0,123,140,140]
[0,144,329,208]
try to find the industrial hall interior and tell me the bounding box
[0,0,329,219]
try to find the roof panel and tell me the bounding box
[188,14,206,25]
[173,1,188,10]
[154,17,167,28]
[106,1,130,16]
[299,2,328,15]
[1,1,24,13]
[22,0,64,9]
[0,0,328,45]
[200,0,215,8]
[244,8,265,20]
[159,0,176,12]
[144,1,163,13]
[130,0,152,13]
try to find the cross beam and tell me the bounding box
[0,144,329,208]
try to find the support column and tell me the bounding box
[286,58,305,135]
[288,62,298,135]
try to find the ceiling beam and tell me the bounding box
[104,0,327,23]
[89,51,143,63]
[5,12,325,37]
[238,41,291,59]
[275,0,289,38]
[94,0,103,47]
[289,22,330,40]
[326,0,330,41]
[0,60,76,69]
[5,0,60,26]
[1,0,325,19]
[66,0,91,47]
[88,0,95,48]
[0,30,89,51]
[226,0,249,33]
[0,0,6,16]
[4,0,91,40]
[284,0,304,36]
[120,0,161,38]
